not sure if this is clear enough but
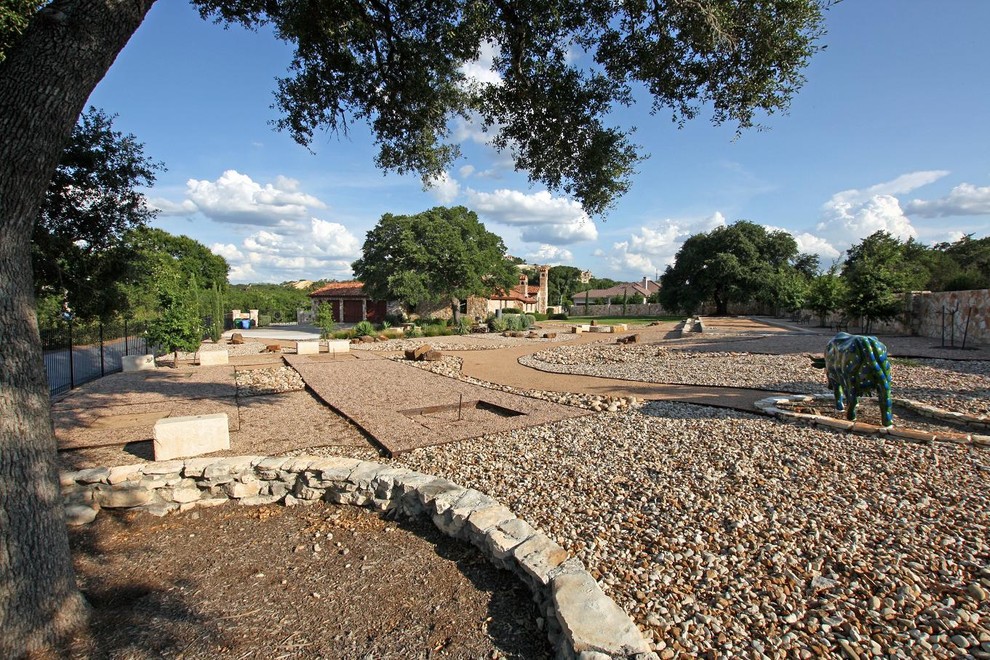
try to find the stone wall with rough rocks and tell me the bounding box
[569,303,676,317]
[871,289,990,347]
[61,456,656,660]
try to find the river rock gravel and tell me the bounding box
[389,402,990,658]
[522,344,990,416]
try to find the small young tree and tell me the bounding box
[315,302,337,339]
[807,267,847,327]
[145,276,204,367]
[208,283,224,343]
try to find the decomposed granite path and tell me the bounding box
[284,353,588,455]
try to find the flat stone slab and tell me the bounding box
[285,355,588,455]
[154,412,230,461]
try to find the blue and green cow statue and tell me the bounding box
[810,332,893,427]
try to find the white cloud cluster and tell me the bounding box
[466,188,598,244]
[164,169,327,226]
[425,171,461,204]
[526,244,574,264]
[905,182,990,217]
[459,41,503,87]
[153,170,360,283]
[607,213,727,277]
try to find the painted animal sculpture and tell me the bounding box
[810,332,893,427]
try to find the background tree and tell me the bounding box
[841,231,914,331]
[32,107,163,321]
[807,266,847,326]
[934,234,990,290]
[659,221,799,315]
[352,206,517,315]
[0,0,829,653]
[143,272,205,367]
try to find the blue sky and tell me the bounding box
[88,1,990,284]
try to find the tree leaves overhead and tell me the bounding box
[193,0,828,214]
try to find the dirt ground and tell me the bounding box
[49,502,549,659]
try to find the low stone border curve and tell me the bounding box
[60,456,656,660]
[754,394,990,448]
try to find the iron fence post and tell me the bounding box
[124,318,129,355]
[99,322,105,377]
[68,319,75,390]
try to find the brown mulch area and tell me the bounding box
[52,502,549,659]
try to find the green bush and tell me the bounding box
[353,320,375,336]
[523,314,536,329]
[532,312,549,321]
[422,324,451,337]
[550,312,569,320]
[506,315,524,331]
[405,325,423,338]
[456,317,472,335]
[500,307,521,314]
[489,316,508,332]
[331,329,353,339]
[257,314,271,327]
[384,312,406,326]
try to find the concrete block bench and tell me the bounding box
[122,354,156,372]
[326,339,350,354]
[296,340,320,355]
[153,413,230,461]
[197,350,229,366]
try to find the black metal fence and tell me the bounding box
[41,319,150,397]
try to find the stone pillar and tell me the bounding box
[537,265,550,315]
[361,299,367,321]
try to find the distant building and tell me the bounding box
[289,280,314,290]
[578,277,660,304]
[308,281,390,323]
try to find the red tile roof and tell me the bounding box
[309,281,367,298]
[490,284,537,304]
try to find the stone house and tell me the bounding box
[578,277,660,304]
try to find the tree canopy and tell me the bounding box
[32,107,163,321]
[192,0,828,214]
[352,206,517,310]
[658,220,801,315]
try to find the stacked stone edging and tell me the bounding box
[754,394,990,447]
[60,456,656,660]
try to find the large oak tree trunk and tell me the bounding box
[0,1,155,655]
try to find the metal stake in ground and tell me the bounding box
[458,394,463,421]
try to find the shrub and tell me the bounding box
[506,315,524,331]
[500,307,521,314]
[405,325,423,338]
[315,303,337,339]
[384,312,406,327]
[422,324,448,337]
[383,328,404,339]
[522,314,536,329]
[532,312,549,321]
[257,314,271,327]
[353,320,375,337]
[489,316,508,332]
[456,317,472,335]
[331,329,353,339]
[550,312,569,320]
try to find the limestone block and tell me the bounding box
[513,533,570,586]
[64,505,99,526]
[326,339,350,354]
[153,413,230,461]
[122,354,156,372]
[296,341,320,355]
[486,518,537,561]
[612,323,628,332]
[197,350,229,366]
[552,570,653,656]
[95,485,154,509]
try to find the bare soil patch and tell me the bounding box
[52,502,549,659]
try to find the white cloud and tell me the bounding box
[526,244,574,264]
[425,171,460,204]
[150,197,198,216]
[606,213,726,278]
[466,188,598,244]
[171,170,327,226]
[210,218,360,284]
[816,193,917,243]
[829,170,949,206]
[904,182,990,217]
[792,232,841,260]
[459,41,503,87]
[458,164,476,178]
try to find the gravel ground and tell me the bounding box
[349,332,577,353]
[386,402,990,658]
[522,344,990,417]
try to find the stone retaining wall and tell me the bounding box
[61,456,655,660]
